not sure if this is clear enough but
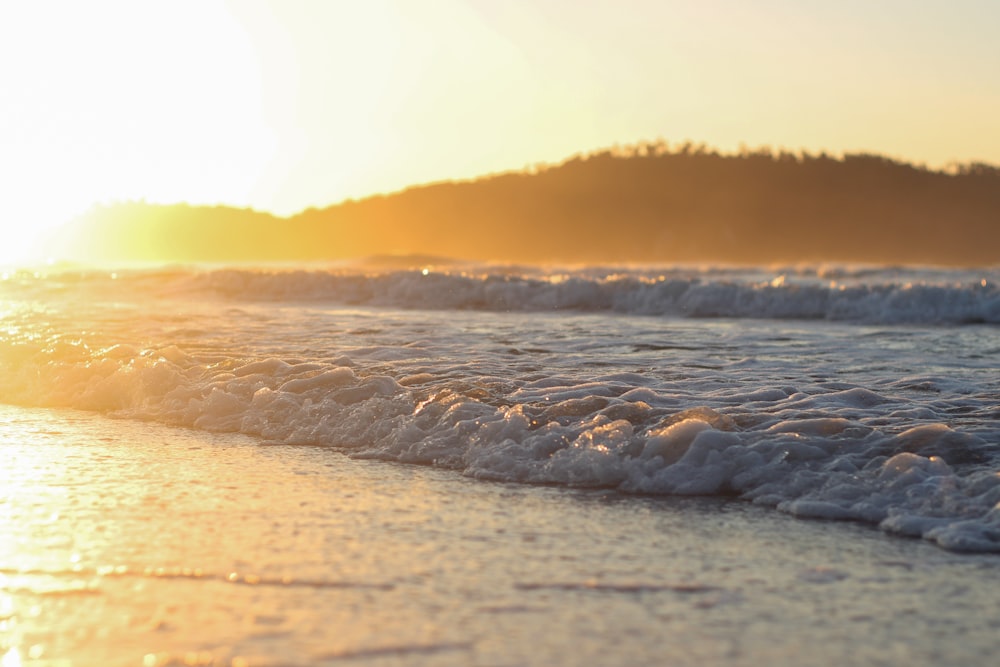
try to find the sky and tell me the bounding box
[1,0,999,261]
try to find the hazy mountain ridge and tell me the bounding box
[54,144,1000,265]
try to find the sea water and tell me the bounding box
[1,262,998,665]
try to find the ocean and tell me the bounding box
[1,261,999,666]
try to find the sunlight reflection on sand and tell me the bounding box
[2,405,999,666]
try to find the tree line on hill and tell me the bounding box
[52,142,1000,266]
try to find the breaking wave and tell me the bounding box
[4,262,999,324]
[2,262,999,552]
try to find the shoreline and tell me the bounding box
[2,405,998,666]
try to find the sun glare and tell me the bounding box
[2,0,997,267]
[0,0,276,266]
[0,207,61,267]
[0,233,40,268]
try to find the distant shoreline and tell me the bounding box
[50,143,1000,267]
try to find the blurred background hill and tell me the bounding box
[52,143,1000,266]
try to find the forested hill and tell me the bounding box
[53,144,1000,266]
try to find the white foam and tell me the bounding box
[2,264,999,552]
[10,263,998,324]
[4,338,998,551]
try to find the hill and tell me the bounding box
[51,143,1000,265]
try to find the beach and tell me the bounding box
[3,404,999,667]
[1,262,999,665]
[5,1,1000,663]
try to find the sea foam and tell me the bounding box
[2,342,998,551]
[3,263,997,324]
[1,264,999,552]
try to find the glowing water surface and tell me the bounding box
[1,405,999,667]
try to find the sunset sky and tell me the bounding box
[1,0,998,261]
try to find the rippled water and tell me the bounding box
[1,262,999,663]
[1,264,998,551]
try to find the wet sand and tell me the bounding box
[1,405,998,667]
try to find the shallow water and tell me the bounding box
[1,263,999,663]
[1,264,998,551]
[2,405,999,667]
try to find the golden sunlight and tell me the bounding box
[5,0,998,261]
[0,1,422,264]
[0,1,273,264]
[0,219,46,266]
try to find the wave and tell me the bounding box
[2,262,999,552]
[1,341,999,553]
[4,264,999,324]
